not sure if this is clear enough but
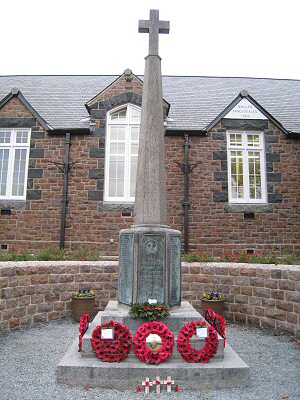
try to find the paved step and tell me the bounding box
[57,301,250,389]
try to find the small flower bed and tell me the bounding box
[182,252,215,262]
[183,251,300,265]
[67,247,101,261]
[0,247,34,261]
[36,246,66,261]
[129,302,170,321]
[74,289,95,298]
[202,292,224,301]
[0,245,102,261]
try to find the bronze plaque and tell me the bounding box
[137,234,165,303]
[118,233,134,305]
[170,235,181,305]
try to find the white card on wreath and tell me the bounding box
[196,327,208,338]
[101,328,114,339]
[148,299,157,304]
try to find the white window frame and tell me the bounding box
[0,128,31,200]
[227,130,267,204]
[104,104,141,202]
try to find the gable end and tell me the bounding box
[0,88,52,131]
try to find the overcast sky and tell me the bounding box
[2,0,300,79]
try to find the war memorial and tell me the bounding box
[56,10,250,392]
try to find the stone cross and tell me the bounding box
[134,9,170,225]
[138,9,170,55]
[142,377,152,394]
[153,376,162,394]
[163,376,175,393]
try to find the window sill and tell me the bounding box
[0,200,26,210]
[99,202,134,212]
[224,204,273,213]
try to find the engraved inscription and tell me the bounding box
[137,234,165,303]
[170,235,181,305]
[118,233,134,305]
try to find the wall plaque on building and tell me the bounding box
[224,98,267,120]
[137,234,166,303]
[118,233,134,304]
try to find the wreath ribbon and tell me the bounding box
[204,307,227,347]
[78,313,90,351]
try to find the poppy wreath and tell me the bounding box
[78,313,90,351]
[204,307,215,326]
[204,307,227,348]
[213,313,227,347]
[177,321,219,363]
[133,321,175,364]
[91,320,133,362]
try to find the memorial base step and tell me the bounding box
[56,301,250,389]
[81,301,224,359]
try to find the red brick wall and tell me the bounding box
[0,261,299,336]
[88,73,144,106]
[0,96,134,253]
[0,92,299,257]
[0,97,33,117]
[165,123,300,256]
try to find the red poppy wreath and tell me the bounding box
[78,313,90,351]
[213,313,227,347]
[177,321,219,363]
[133,321,175,364]
[204,308,227,347]
[91,320,132,362]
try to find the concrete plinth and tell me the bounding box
[56,301,250,389]
[57,341,249,390]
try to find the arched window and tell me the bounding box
[104,104,141,202]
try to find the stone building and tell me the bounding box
[0,71,299,256]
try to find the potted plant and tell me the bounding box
[71,289,96,322]
[201,291,225,317]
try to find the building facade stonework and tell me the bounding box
[0,72,299,256]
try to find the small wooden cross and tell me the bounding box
[163,376,175,393]
[153,376,162,394]
[138,9,170,55]
[142,377,153,394]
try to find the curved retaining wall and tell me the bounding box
[0,261,299,336]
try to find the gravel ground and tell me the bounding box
[0,319,299,400]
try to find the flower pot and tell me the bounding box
[201,298,225,317]
[71,296,96,322]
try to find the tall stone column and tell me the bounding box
[134,10,168,225]
[118,10,182,307]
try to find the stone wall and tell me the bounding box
[182,262,300,336]
[1,92,299,257]
[165,121,300,256]
[0,96,134,255]
[0,261,299,336]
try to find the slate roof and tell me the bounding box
[0,75,300,134]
